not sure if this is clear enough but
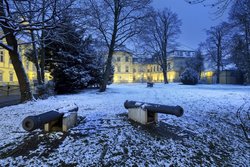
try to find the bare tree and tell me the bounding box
[0,0,34,101]
[0,0,74,102]
[185,0,233,16]
[139,8,181,84]
[204,22,230,84]
[229,0,250,84]
[84,0,151,92]
[186,49,204,79]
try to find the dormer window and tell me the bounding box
[125,56,129,62]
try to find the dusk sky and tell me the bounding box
[152,0,229,50]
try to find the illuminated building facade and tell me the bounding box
[112,49,196,83]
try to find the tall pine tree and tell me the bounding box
[45,13,105,94]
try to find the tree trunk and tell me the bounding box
[99,1,119,92]
[99,48,114,92]
[162,52,168,84]
[216,65,220,84]
[162,69,168,84]
[0,0,33,102]
[31,30,43,85]
[246,72,250,85]
[216,36,222,84]
[40,31,46,82]
[10,50,34,102]
[40,0,46,82]
[244,22,250,84]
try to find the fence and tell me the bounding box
[0,82,36,97]
[0,83,20,96]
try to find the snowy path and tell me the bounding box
[0,83,249,166]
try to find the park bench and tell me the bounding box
[22,104,78,132]
[124,100,184,124]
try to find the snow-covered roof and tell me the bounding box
[224,63,238,70]
[168,50,196,58]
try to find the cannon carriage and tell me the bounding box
[124,100,184,124]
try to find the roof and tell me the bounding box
[168,50,196,58]
[114,45,133,54]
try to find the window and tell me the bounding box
[0,51,4,62]
[18,46,22,54]
[157,66,159,72]
[33,64,36,71]
[117,66,121,72]
[0,72,3,81]
[167,62,172,70]
[26,61,29,70]
[125,66,129,72]
[117,57,121,62]
[125,56,129,62]
[154,66,156,72]
[9,73,13,82]
[133,68,136,73]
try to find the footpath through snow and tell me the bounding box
[0,83,249,166]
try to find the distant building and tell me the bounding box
[201,59,244,84]
[112,49,195,83]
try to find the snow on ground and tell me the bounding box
[0,83,250,166]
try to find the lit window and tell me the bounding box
[125,66,129,72]
[0,51,4,62]
[0,72,3,81]
[9,73,13,82]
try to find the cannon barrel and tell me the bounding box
[22,111,64,132]
[124,100,184,117]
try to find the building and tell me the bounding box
[0,44,50,86]
[112,49,195,83]
[200,55,244,84]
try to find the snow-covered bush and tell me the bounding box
[180,68,199,85]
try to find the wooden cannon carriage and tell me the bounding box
[124,100,184,124]
[22,104,78,132]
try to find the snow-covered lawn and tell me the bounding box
[0,83,249,166]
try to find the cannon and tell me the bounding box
[22,104,78,132]
[124,100,184,124]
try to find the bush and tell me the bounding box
[36,81,55,99]
[180,68,199,85]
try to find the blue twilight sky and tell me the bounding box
[152,0,229,50]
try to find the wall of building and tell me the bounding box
[201,70,243,84]
[112,51,184,83]
[220,70,243,84]
[0,46,51,86]
[113,51,134,83]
